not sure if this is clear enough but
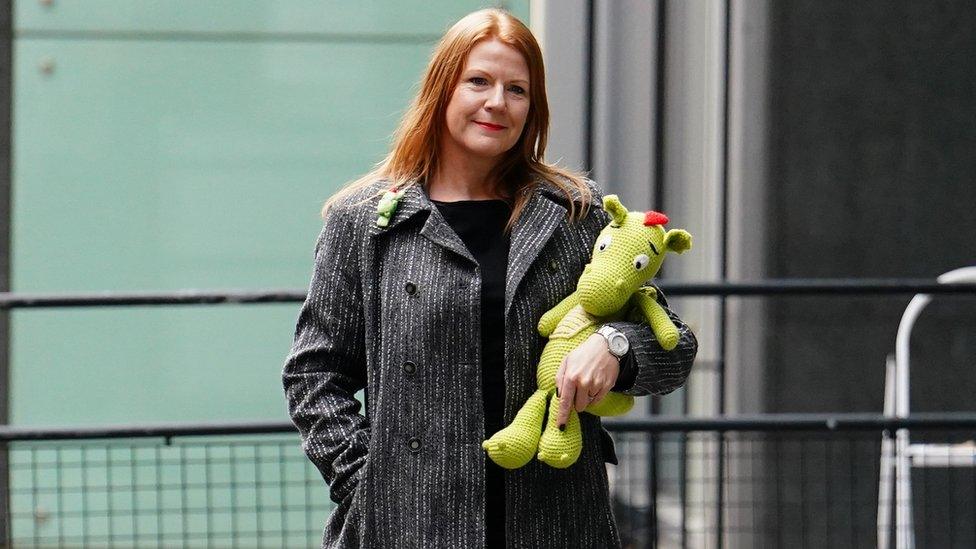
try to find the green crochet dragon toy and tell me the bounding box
[482,195,692,469]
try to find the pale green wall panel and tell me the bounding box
[17,0,527,35]
[14,38,428,293]
[12,37,438,425]
[12,0,532,425]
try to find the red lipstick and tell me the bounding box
[475,121,505,131]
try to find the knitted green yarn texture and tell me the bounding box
[483,195,693,470]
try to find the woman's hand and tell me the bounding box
[554,333,620,430]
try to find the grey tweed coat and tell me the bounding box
[282,176,697,548]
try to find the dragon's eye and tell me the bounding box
[597,235,612,252]
[633,254,650,270]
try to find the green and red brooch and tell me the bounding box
[375,186,405,227]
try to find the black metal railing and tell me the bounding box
[1,279,975,309]
[3,415,976,548]
[3,279,975,547]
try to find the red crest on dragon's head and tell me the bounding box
[643,211,669,226]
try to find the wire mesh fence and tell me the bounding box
[3,435,330,548]
[2,416,975,548]
[608,423,976,549]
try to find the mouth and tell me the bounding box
[474,121,506,131]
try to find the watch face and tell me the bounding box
[609,334,628,355]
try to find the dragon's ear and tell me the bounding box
[602,195,629,225]
[664,229,692,254]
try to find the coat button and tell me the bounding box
[408,438,422,452]
[404,281,417,295]
[548,259,559,272]
[403,360,416,374]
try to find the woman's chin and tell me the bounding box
[462,137,514,156]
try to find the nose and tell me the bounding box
[484,83,506,111]
[615,279,625,290]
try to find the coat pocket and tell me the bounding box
[598,426,619,465]
[331,457,370,547]
[323,461,368,549]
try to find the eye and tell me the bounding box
[648,241,660,255]
[509,85,526,95]
[597,235,612,252]
[469,77,489,86]
[633,254,650,270]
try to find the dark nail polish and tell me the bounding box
[559,424,565,432]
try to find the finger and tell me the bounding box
[557,380,575,431]
[590,384,610,405]
[555,358,566,397]
[575,382,592,412]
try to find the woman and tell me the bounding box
[282,8,697,548]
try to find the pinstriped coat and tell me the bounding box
[282,176,697,548]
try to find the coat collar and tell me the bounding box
[368,176,591,317]
[366,181,475,263]
[365,181,429,235]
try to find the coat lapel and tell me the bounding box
[420,207,476,265]
[504,185,567,317]
[367,182,475,265]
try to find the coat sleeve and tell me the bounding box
[584,180,698,397]
[282,204,370,505]
[605,287,698,396]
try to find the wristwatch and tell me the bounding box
[596,325,630,360]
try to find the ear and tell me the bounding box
[602,195,629,225]
[664,229,692,254]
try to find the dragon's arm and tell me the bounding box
[537,290,580,337]
[630,287,680,351]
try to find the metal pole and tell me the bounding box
[716,0,731,545]
[648,430,659,549]
[0,0,14,542]
[717,432,727,548]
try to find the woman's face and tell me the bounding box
[442,37,531,165]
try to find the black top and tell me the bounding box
[431,198,510,548]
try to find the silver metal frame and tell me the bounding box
[877,266,976,549]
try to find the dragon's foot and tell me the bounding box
[483,425,538,469]
[483,390,548,469]
[537,393,582,469]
